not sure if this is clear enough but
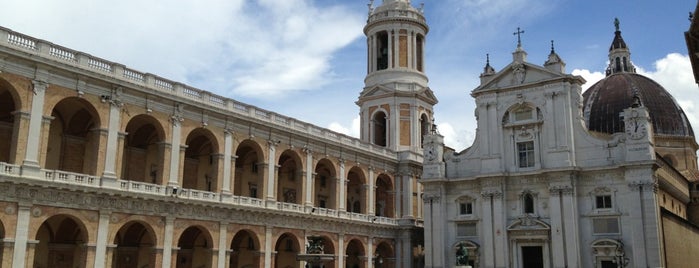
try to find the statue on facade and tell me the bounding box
[455,244,469,266]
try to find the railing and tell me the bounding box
[0,162,20,176]
[0,26,397,160]
[0,163,404,225]
[42,169,100,187]
[120,180,166,196]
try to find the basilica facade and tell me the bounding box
[422,21,699,268]
[0,0,434,267]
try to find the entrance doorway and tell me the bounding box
[521,246,543,268]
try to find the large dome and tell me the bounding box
[582,73,694,137]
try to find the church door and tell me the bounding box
[521,246,543,268]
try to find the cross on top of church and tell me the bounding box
[513,27,525,48]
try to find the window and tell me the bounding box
[517,141,535,168]
[456,223,477,236]
[523,193,535,214]
[513,107,533,121]
[595,195,612,209]
[251,161,258,173]
[459,202,473,215]
[249,185,258,198]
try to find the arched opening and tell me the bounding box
[376,31,389,71]
[420,114,430,148]
[113,221,156,268]
[278,150,302,204]
[416,34,424,72]
[614,57,621,73]
[122,114,165,183]
[347,167,366,213]
[523,193,535,214]
[234,140,264,199]
[375,174,394,218]
[372,111,387,147]
[0,81,17,163]
[374,241,395,268]
[314,159,337,209]
[34,214,88,268]
[346,239,366,268]
[183,128,219,192]
[274,233,300,268]
[45,97,101,175]
[230,230,260,268]
[176,226,213,268]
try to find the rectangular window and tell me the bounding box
[595,195,612,209]
[459,202,473,215]
[592,217,620,234]
[249,185,258,198]
[517,141,535,168]
[456,223,477,236]
[514,108,533,121]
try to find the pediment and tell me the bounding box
[507,215,550,231]
[473,61,571,93]
[358,84,438,105]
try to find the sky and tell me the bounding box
[0,0,697,151]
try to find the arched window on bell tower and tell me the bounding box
[420,114,430,148]
[416,34,424,72]
[373,111,387,147]
[377,31,389,71]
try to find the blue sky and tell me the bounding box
[1,0,697,151]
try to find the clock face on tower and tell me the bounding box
[625,119,647,140]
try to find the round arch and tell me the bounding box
[346,238,366,268]
[371,110,388,147]
[234,139,265,198]
[314,158,338,209]
[45,97,102,175]
[34,214,89,268]
[274,232,302,268]
[122,114,166,183]
[113,220,157,268]
[373,241,395,268]
[347,166,367,213]
[278,149,303,204]
[176,225,214,268]
[375,173,395,218]
[0,78,19,164]
[183,127,219,192]
[229,229,262,268]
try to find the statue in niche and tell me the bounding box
[456,243,469,266]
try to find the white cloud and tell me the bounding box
[0,0,364,99]
[437,122,475,152]
[327,116,361,138]
[637,53,699,135]
[572,69,605,92]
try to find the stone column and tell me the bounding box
[337,234,345,268]
[368,167,376,215]
[367,237,374,268]
[560,187,581,267]
[400,229,413,268]
[21,80,46,178]
[264,226,272,268]
[168,104,184,187]
[492,191,506,268]
[402,174,414,219]
[481,192,495,268]
[102,90,123,184]
[548,188,566,268]
[265,140,278,204]
[338,160,347,211]
[221,130,233,195]
[11,204,30,268]
[94,210,111,268]
[387,30,393,69]
[161,217,175,268]
[303,147,314,209]
[217,222,228,268]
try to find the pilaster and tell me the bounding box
[21,80,46,178]
[161,217,175,268]
[94,210,111,268]
[11,204,30,268]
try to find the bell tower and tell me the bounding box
[357,0,437,153]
